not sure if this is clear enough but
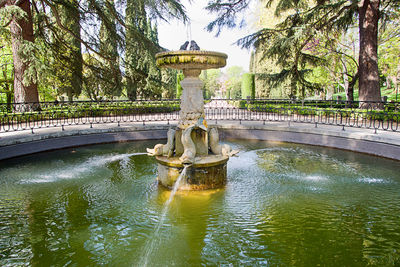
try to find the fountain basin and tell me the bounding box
[156,50,227,72]
[1,140,400,266]
[156,155,228,190]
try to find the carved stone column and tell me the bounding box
[178,75,204,129]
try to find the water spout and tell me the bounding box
[138,165,189,267]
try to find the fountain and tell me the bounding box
[147,43,238,190]
[1,140,400,266]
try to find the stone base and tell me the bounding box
[156,155,229,190]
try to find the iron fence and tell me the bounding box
[0,99,399,133]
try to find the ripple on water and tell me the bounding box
[357,177,390,184]
[14,153,147,184]
[1,141,400,266]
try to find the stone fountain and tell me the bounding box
[147,43,238,190]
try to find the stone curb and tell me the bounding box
[0,124,169,147]
[216,123,400,146]
[0,122,399,161]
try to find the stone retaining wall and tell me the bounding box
[1,124,399,161]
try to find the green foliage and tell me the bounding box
[0,101,181,124]
[201,69,221,98]
[241,73,255,99]
[176,72,184,98]
[0,5,26,28]
[125,0,164,100]
[44,0,83,102]
[378,19,400,92]
[160,68,177,98]
[223,66,243,99]
[98,0,122,99]
[0,38,13,104]
[206,0,400,102]
[1,0,187,104]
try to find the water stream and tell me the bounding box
[138,165,189,267]
[18,152,148,184]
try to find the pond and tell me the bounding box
[0,140,399,266]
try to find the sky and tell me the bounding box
[157,1,253,72]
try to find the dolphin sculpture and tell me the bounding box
[147,128,176,157]
[209,127,239,157]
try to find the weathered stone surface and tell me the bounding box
[174,128,208,157]
[192,128,208,156]
[175,130,184,156]
[1,123,400,161]
[155,50,227,71]
[156,155,229,190]
[178,77,204,129]
[151,50,232,174]
[157,164,181,188]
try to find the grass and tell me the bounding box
[332,87,399,101]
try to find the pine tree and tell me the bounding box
[51,0,82,102]
[99,0,122,98]
[206,0,400,106]
[2,0,187,104]
[1,0,39,109]
[0,38,14,108]
[125,0,165,100]
[125,0,146,100]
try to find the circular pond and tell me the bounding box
[0,140,399,266]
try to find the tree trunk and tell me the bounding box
[8,0,39,110]
[358,0,382,109]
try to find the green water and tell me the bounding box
[0,140,399,266]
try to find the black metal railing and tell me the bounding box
[0,99,399,133]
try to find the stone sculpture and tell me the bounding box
[147,47,237,189]
[179,40,200,51]
[179,126,196,164]
[209,127,239,157]
[146,128,176,157]
[179,41,189,50]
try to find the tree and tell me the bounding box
[201,69,222,98]
[1,0,39,108]
[53,0,83,102]
[225,66,244,99]
[241,73,255,99]
[378,17,400,95]
[0,38,14,108]
[358,0,380,105]
[1,0,187,105]
[176,72,184,98]
[99,0,122,99]
[206,0,400,106]
[160,68,177,98]
[125,0,151,100]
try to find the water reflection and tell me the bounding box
[0,140,399,266]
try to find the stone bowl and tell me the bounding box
[155,50,227,71]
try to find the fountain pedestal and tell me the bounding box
[156,155,228,190]
[178,77,204,129]
[147,50,237,190]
